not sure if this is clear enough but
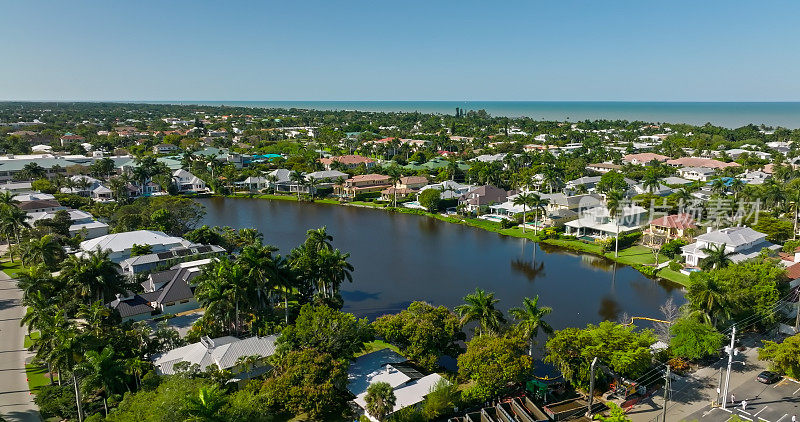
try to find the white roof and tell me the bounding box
[354,373,445,418]
[269,169,292,183]
[80,230,188,253]
[153,335,277,375]
[348,349,407,396]
[305,170,348,180]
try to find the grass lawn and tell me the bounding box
[540,237,604,255]
[608,245,669,266]
[0,260,26,278]
[656,267,691,286]
[357,340,401,357]
[26,363,55,392]
[24,331,39,349]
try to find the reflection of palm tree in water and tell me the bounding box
[598,296,622,321]
[510,258,545,282]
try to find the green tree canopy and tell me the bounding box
[418,188,441,212]
[669,317,725,360]
[545,321,656,389]
[365,381,396,421]
[457,334,533,402]
[758,334,800,379]
[372,301,465,371]
[277,303,373,360]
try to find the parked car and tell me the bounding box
[757,371,781,384]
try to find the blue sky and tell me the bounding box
[2,0,799,101]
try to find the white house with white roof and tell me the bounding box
[79,230,192,262]
[348,349,445,421]
[565,205,649,237]
[172,169,207,193]
[681,226,779,268]
[152,335,277,380]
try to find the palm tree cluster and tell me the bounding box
[18,249,175,418]
[455,288,553,355]
[193,226,354,337]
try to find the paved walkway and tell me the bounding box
[0,271,41,421]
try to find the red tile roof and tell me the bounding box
[787,262,800,280]
[666,157,739,169]
[648,213,697,230]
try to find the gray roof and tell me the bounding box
[542,193,603,209]
[696,226,766,247]
[681,166,715,174]
[567,176,602,186]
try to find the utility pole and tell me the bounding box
[721,325,736,410]
[586,357,598,417]
[795,298,800,333]
[662,365,670,422]
[717,366,724,406]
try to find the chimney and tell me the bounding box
[794,251,800,263]
[707,227,712,233]
[115,293,124,300]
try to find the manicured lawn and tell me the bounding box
[26,363,55,392]
[358,340,401,357]
[540,237,604,255]
[656,267,691,286]
[609,245,669,266]
[0,260,26,278]
[24,331,40,349]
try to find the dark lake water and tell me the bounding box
[197,197,685,330]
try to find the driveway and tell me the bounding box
[0,271,40,421]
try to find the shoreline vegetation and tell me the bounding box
[220,192,690,287]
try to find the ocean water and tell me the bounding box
[148,101,800,129]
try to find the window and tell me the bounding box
[180,299,189,304]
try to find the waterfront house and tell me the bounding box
[348,349,445,422]
[152,335,277,380]
[338,174,392,198]
[417,180,474,200]
[458,185,508,213]
[622,153,670,165]
[680,226,779,268]
[237,176,270,191]
[80,230,193,263]
[17,199,65,213]
[380,176,429,202]
[541,192,604,215]
[642,213,697,246]
[319,155,376,171]
[678,166,716,182]
[172,169,207,193]
[119,244,226,275]
[564,205,649,238]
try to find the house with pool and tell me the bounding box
[564,205,649,238]
[680,226,779,268]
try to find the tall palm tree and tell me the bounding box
[509,296,554,356]
[606,189,624,258]
[0,191,19,206]
[387,168,402,207]
[60,249,127,304]
[686,276,730,325]
[728,178,745,200]
[76,346,125,417]
[195,259,247,335]
[513,192,534,233]
[699,243,734,271]
[642,170,661,194]
[0,204,30,262]
[19,234,63,269]
[532,194,550,235]
[455,288,506,336]
[710,178,727,196]
[318,248,354,298]
[307,176,318,200]
[289,171,306,200]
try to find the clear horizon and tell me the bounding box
[3,1,800,102]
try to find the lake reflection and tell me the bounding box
[197,197,685,330]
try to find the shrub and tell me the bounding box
[668,261,682,271]
[662,239,688,259]
[667,357,690,372]
[34,384,78,420]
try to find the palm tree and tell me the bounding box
[710,178,727,196]
[509,296,554,356]
[76,346,125,417]
[387,168,402,207]
[19,234,63,269]
[305,226,333,251]
[686,276,730,325]
[699,243,734,270]
[513,192,534,233]
[0,191,19,206]
[185,385,227,422]
[195,259,247,334]
[289,171,305,200]
[532,194,550,235]
[606,189,624,258]
[60,249,127,304]
[642,170,660,194]
[0,204,30,262]
[454,288,506,336]
[307,176,318,200]
[729,178,745,200]
[365,382,396,421]
[318,248,354,298]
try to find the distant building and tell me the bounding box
[319,155,375,171]
[80,230,192,263]
[152,335,277,380]
[666,157,739,169]
[153,143,178,154]
[622,153,670,165]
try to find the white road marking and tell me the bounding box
[794,386,800,395]
[775,414,788,422]
[754,406,768,417]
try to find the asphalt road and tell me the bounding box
[685,376,800,422]
[0,271,40,422]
